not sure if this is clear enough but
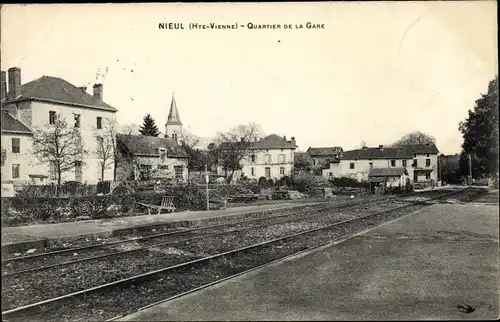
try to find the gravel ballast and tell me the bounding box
[2,201,439,321]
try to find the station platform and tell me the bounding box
[1,193,394,252]
[117,202,499,321]
[1,203,298,248]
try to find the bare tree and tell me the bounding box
[94,118,118,181]
[392,131,436,147]
[214,122,264,183]
[31,117,87,193]
[180,130,201,149]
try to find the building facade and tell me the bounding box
[306,146,343,170]
[1,67,118,185]
[322,144,439,185]
[116,134,188,182]
[217,135,297,182]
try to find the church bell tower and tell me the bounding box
[165,92,183,144]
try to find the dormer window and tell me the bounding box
[159,148,167,160]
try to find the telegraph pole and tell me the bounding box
[468,153,472,185]
[205,164,209,210]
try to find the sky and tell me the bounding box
[1,2,497,154]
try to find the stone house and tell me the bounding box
[0,67,117,185]
[116,134,188,181]
[322,143,439,185]
[306,146,343,172]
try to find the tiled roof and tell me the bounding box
[3,76,117,112]
[117,134,188,158]
[341,147,413,160]
[249,134,297,150]
[400,143,440,154]
[1,110,32,134]
[341,143,439,160]
[369,167,406,177]
[307,147,343,156]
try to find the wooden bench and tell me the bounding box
[138,196,176,215]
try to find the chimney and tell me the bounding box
[79,86,87,93]
[7,67,21,99]
[283,135,287,141]
[1,71,7,101]
[379,145,384,150]
[93,84,103,100]
[363,146,368,149]
[291,137,296,146]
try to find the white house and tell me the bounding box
[0,67,118,185]
[217,134,297,182]
[322,144,439,185]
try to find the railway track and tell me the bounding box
[1,187,471,321]
[2,194,410,276]
[2,197,415,308]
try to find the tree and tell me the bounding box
[31,117,87,193]
[94,118,129,181]
[458,76,499,178]
[139,114,160,137]
[214,122,264,183]
[294,153,313,173]
[392,131,436,146]
[178,130,205,171]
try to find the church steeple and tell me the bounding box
[166,92,182,126]
[165,92,183,143]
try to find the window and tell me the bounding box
[139,164,152,180]
[11,138,20,153]
[329,172,333,177]
[49,111,56,124]
[369,162,373,169]
[413,159,418,167]
[280,167,285,175]
[174,166,183,179]
[251,155,256,163]
[265,154,272,163]
[12,164,20,178]
[172,133,178,142]
[265,167,271,178]
[426,173,431,180]
[350,162,355,169]
[426,158,431,167]
[390,160,396,167]
[402,160,407,167]
[75,161,83,182]
[74,114,81,128]
[426,154,430,157]
[49,163,57,180]
[278,154,286,163]
[96,117,102,129]
[158,165,168,170]
[96,136,104,147]
[281,148,284,152]
[251,167,255,176]
[159,148,167,161]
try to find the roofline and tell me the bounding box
[0,130,33,135]
[340,156,413,160]
[2,97,118,112]
[135,153,188,159]
[248,146,297,150]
